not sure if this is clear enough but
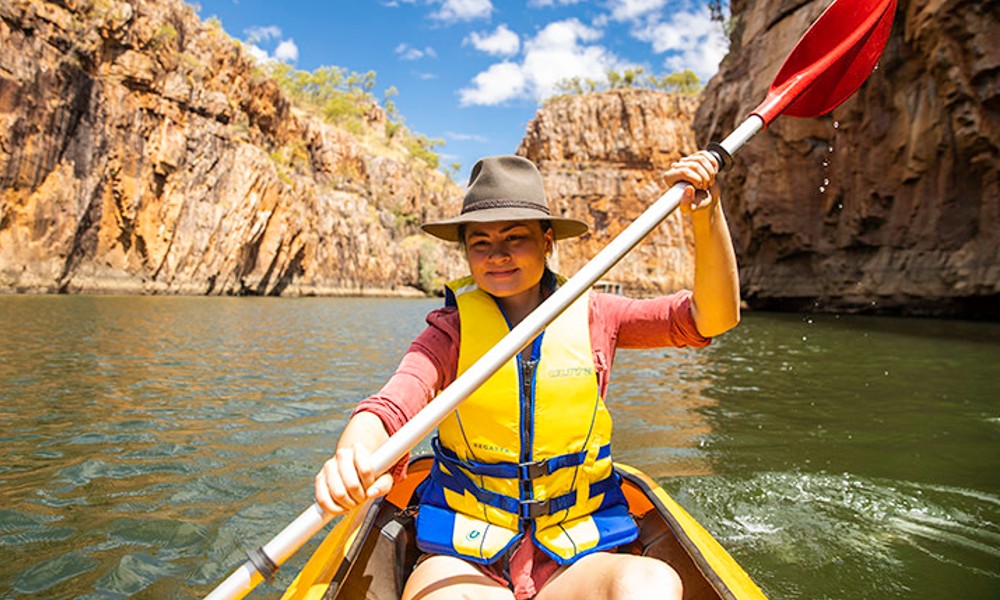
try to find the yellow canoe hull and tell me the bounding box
[281,456,766,600]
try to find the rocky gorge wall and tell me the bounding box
[2,0,995,319]
[0,0,464,296]
[519,89,700,296]
[695,0,999,317]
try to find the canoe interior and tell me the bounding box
[287,455,765,600]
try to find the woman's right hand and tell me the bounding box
[314,443,393,515]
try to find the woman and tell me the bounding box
[315,152,740,600]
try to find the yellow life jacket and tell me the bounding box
[415,273,637,565]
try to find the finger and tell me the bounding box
[325,457,358,508]
[315,465,345,515]
[664,165,700,189]
[352,445,377,490]
[335,447,367,505]
[679,184,697,214]
[685,156,714,189]
[684,152,720,185]
[366,472,394,498]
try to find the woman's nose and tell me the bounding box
[487,245,510,262]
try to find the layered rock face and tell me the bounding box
[695,0,999,317]
[519,89,699,296]
[0,0,463,296]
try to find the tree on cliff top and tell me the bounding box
[259,61,444,170]
[552,67,703,100]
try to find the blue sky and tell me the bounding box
[192,0,729,181]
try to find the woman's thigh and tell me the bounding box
[402,554,515,600]
[534,552,682,600]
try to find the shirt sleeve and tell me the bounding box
[591,290,711,350]
[350,306,460,480]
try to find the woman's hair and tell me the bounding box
[457,219,554,249]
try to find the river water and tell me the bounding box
[1,295,997,599]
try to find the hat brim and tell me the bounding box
[421,207,589,242]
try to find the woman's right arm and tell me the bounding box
[313,307,460,515]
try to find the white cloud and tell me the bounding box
[244,25,281,43]
[634,8,727,79]
[606,0,667,22]
[242,25,297,64]
[245,44,269,63]
[459,19,630,106]
[465,25,520,57]
[459,62,527,106]
[396,43,437,61]
[522,19,624,99]
[432,0,493,22]
[447,131,490,143]
[528,0,584,6]
[274,39,299,62]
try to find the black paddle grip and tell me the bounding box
[706,142,732,171]
[246,546,280,583]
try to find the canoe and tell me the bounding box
[280,455,767,600]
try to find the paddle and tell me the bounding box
[204,0,897,597]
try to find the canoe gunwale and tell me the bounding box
[616,467,740,600]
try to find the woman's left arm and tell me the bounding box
[665,151,741,337]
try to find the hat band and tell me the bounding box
[462,198,550,216]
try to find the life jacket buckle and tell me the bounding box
[519,497,551,519]
[518,459,550,480]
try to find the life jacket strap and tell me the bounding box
[429,453,620,519]
[432,437,610,480]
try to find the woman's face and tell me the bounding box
[463,220,553,304]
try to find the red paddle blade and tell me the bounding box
[752,0,897,124]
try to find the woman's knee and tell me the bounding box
[610,556,683,600]
[402,554,513,600]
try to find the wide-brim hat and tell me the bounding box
[421,155,589,242]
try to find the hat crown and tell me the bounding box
[462,155,548,216]
[419,154,589,242]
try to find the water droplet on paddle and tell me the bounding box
[822,159,830,168]
[828,146,834,153]
[819,186,826,193]
[823,178,830,186]
[873,63,880,72]
[833,121,840,129]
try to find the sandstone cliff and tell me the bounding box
[519,89,700,296]
[695,0,999,317]
[0,0,464,296]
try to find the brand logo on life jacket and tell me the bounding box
[547,367,593,378]
[473,442,515,455]
[466,529,481,540]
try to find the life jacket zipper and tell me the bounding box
[519,355,539,528]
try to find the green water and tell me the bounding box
[0,296,997,599]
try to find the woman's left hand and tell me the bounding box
[662,151,720,214]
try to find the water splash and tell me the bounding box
[669,471,1000,596]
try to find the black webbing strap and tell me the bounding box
[246,546,280,584]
